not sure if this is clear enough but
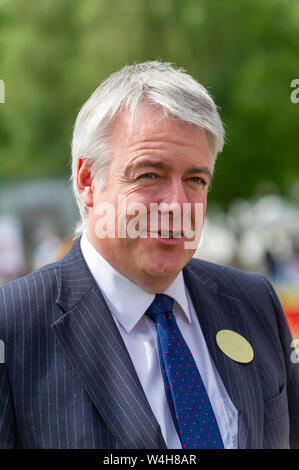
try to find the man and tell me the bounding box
[0,61,298,449]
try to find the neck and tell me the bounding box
[125,271,176,294]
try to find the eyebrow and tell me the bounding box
[127,159,212,179]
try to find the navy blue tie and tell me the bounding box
[145,294,224,449]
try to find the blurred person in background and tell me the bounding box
[0,61,298,449]
[32,221,62,271]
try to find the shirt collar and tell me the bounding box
[80,231,191,333]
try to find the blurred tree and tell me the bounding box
[0,0,298,208]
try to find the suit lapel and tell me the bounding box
[51,239,166,449]
[183,261,264,449]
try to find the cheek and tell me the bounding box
[124,187,157,209]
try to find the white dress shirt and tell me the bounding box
[80,232,238,448]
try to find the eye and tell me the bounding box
[187,176,207,185]
[139,173,158,180]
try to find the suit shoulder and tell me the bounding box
[0,261,62,328]
[186,257,267,295]
[185,258,282,332]
[0,260,61,294]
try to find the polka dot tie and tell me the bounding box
[145,294,224,449]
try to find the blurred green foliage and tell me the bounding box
[0,0,298,208]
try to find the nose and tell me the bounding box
[156,178,191,232]
[159,177,190,207]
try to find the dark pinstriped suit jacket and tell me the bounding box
[0,238,299,449]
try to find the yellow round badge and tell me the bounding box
[216,329,254,363]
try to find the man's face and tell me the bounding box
[87,106,211,292]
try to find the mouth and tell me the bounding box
[146,230,185,246]
[148,229,184,239]
[158,230,182,239]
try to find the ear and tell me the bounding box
[76,158,94,207]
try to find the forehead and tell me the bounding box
[109,106,209,163]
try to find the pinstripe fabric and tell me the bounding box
[183,260,299,449]
[0,238,298,448]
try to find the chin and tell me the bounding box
[141,254,184,280]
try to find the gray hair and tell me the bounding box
[71,61,224,236]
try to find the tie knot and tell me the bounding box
[145,294,174,323]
